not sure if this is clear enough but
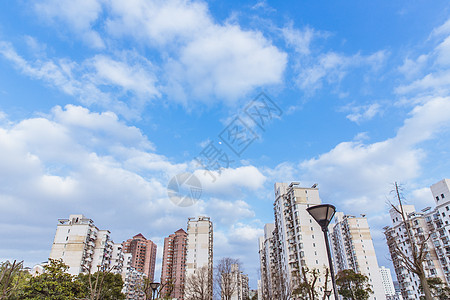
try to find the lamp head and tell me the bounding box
[150,282,160,291]
[306,204,336,231]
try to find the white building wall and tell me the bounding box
[273,182,334,299]
[379,266,396,296]
[49,214,117,275]
[331,214,386,300]
[185,216,213,298]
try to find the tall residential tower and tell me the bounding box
[160,228,188,299]
[185,216,213,299]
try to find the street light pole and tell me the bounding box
[306,204,339,300]
[322,224,339,300]
[149,282,160,300]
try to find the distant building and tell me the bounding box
[185,216,213,299]
[384,179,450,299]
[258,223,280,299]
[222,264,249,300]
[121,253,146,300]
[122,233,157,281]
[49,214,116,275]
[330,212,386,300]
[379,266,396,298]
[160,228,188,299]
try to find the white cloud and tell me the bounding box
[33,0,287,105]
[194,165,267,195]
[345,103,381,124]
[281,24,316,56]
[300,96,450,213]
[0,104,268,279]
[0,43,159,119]
[88,54,161,100]
[398,54,428,79]
[396,18,450,97]
[297,50,387,93]
[166,24,286,104]
[35,0,104,48]
[202,198,255,224]
[105,0,211,46]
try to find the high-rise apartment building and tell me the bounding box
[49,214,116,275]
[122,233,157,281]
[160,228,188,299]
[384,179,450,299]
[258,223,284,299]
[185,216,213,299]
[221,264,249,300]
[330,212,386,300]
[379,266,396,299]
[272,182,334,298]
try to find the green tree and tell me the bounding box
[336,269,373,300]
[21,258,83,300]
[77,271,125,300]
[419,277,450,300]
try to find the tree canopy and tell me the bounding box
[336,269,373,300]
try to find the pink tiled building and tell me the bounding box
[160,228,188,299]
[122,233,157,280]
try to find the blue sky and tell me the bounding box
[1,0,450,288]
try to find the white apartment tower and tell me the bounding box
[258,223,279,299]
[224,264,249,300]
[273,182,334,299]
[49,214,117,275]
[384,179,450,299]
[330,212,386,300]
[185,216,213,299]
[379,266,396,298]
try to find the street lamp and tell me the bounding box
[150,282,160,300]
[307,204,339,300]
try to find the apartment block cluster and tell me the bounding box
[47,215,222,299]
[384,179,450,299]
[258,182,397,300]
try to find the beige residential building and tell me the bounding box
[384,179,450,299]
[49,214,116,275]
[185,216,213,299]
[379,266,396,299]
[385,204,445,299]
[272,182,334,298]
[330,212,386,300]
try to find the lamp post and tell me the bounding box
[149,282,160,300]
[307,204,339,300]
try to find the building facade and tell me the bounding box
[122,233,157,281]
[160,228,188,299]
[384,179,450,299]
[379,266,397,299]
[330,212,386,300]
[270,182,335,298]
[185,216,213,299]
[49,214,116,275]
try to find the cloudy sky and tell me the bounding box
[1,0,450,288]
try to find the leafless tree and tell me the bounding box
[387,182,433,300]
[0,260,23,300]
[185,266,211,300]
[215,257,241,300]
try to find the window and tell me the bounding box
[447,206,449,211]
[437,196,440,201]
[442,194,445,199]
